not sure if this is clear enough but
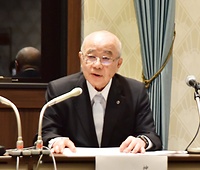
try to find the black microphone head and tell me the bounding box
[186,75,196,87]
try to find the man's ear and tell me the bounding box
[15,60,19,72]
[78,51,82,59]
[117,57,123,68]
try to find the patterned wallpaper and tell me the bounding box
[169,0,200,150]
[83,0,142,81]
[83,0,200,150]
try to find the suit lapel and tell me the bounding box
[74,75,99,146]
[101,75,126,146]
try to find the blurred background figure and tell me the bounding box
[13,47,41,78]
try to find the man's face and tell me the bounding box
[79,32,123,91]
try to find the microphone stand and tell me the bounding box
[31,103,50,155]
[0,96,23,156]
[185,89,200,153]
[35,87,82,152]
[36,103,48,150]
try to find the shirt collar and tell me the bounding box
[86,79,112,102]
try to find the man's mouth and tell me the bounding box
[92,73,102,77]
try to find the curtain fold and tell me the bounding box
[134,0,175,149]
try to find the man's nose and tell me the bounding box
[93,57,103,68]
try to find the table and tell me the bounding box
[0,153,200,170]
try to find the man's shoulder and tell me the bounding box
[114,74,144,86]
[50,72,83,84]
[113,74,147,96]
[47,72,84,92]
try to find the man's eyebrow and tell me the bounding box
[86,49,113,55]
[104,50,112,55]
[87,49,95,53]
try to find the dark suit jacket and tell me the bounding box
[41,72,162,150]
[13,69,41,78]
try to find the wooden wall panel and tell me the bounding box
[0,89,45,109]
[0,84,46,149]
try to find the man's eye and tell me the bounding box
[102,56,110,61]
[87,55,96,59]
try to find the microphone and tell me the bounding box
[186,75,200,90]
[46,87,82,107]
[0,96,23,154]
[36,87,82,150]
[185,75,200,153]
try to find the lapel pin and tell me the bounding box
[116,100,120,104]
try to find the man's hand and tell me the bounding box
[119,136,146,153]
[51,137,76,154]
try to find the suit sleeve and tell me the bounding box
[41,81,68,146]
[134,83,162,150]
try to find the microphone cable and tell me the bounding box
[16,156,19,170]
[185,120,200,151]
[35,146,57,170]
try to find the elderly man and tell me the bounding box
[39,30,162,154]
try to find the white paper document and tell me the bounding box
[63,147,186,157]
[63,147,123,157]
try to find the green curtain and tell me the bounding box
[134,0,175,149]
